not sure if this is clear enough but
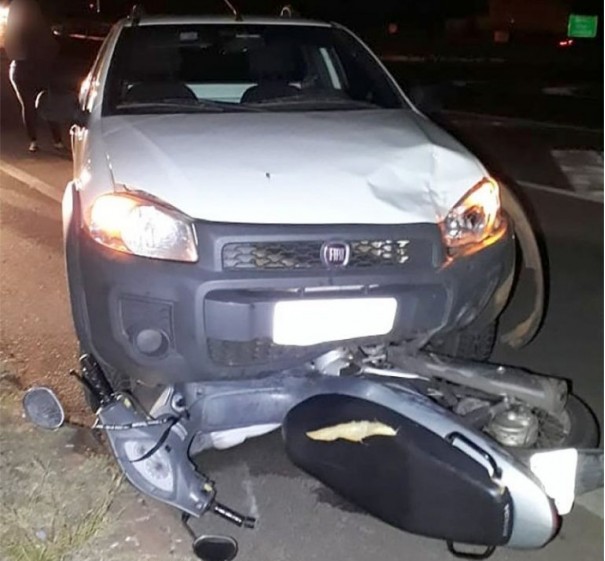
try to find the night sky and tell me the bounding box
[42,0,603,38]
[43,0,507,22]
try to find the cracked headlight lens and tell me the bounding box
[441,177,502,251]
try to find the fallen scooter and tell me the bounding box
[24,346,602,561]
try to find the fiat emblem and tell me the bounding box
[321,241,351,268]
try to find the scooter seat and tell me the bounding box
[283,394,513,546]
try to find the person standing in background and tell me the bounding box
[4,0,64,153]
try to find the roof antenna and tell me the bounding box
[129,3,144,25]
[223,0,243,21]
[280,4,299,17]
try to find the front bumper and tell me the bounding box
[65,188,514,385]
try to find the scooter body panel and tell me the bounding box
[160,373,556,548]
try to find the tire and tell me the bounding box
[533,395,600,450]
[429,321,498,362]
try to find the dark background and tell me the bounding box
[39,0,603,37]
[34,0,603,77]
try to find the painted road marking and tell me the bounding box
[445,110,603,134]
[577,488,604,519]
[517,180,603,203]
[382,54,505,64]
[542,85,601,100]
[0,161,63,203]
[543,86,576,96]
[551,149,604,199]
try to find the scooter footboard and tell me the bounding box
[284,395,517,547]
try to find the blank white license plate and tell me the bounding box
[272,298,397,346]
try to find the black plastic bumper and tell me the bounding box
[64,186,514,385]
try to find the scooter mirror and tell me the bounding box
[193,535,238,561]
[22,387,65,430]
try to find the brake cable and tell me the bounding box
[92,417,175,431]
[92,413,182,463]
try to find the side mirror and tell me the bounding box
[406,84,444,114]
[36,90,88,127]
[22,387,65,430]
[193,535,238,561]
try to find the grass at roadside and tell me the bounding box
[0,367,197,561]
[0,458,121,561]
[0,372,121,561]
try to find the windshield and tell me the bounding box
[103,23,406,114]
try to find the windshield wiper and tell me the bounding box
[249,94,382,110]
[196,98,263,112]
[116,99,261,113]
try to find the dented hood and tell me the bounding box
[101,109,486,224]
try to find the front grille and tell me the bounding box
[222,239,410,271]
[208,338,320,366]
[351,240,410,267]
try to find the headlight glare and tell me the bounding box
[87,194,197,262]
[441,177,501,250]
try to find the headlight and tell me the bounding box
[441,177,502,251]
[86,193,198,262]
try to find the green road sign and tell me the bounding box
[568,14,598,38]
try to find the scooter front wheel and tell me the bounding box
[530,395,599,449]
[488,395,600,451]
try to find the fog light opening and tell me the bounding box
[133,328,170,357]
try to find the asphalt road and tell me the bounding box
[0,43,603,561]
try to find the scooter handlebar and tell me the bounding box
[212,502,257,529]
